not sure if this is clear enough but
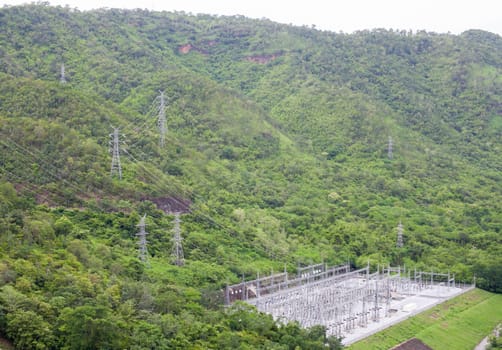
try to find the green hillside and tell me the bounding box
[0,4,501,349]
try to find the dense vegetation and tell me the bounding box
[0,3,501,349]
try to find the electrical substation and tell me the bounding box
[226,263,474,345]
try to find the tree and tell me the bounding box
[129,321,169,350]
[57,305,127,350]
[54,215,74,236]
[6,309,55,350]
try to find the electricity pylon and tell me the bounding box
[388,136,393,160]
[172,212,184,266]
[110,127,123,179]
[396,221,404,248]
[60,63,66,84]
[136,214,149,264]
[158,91,167,147]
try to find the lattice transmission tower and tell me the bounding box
[388,136,393,160]
[109,127,123,179]
[396,221,404,248]
[136,214,149,264]
[172,212,184,266]
[158,91,167,147]
[60,63,66,84]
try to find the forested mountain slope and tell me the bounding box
[0,4,501,349]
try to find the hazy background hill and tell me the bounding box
[0,4,501,349]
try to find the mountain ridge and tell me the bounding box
[0,4,501,349]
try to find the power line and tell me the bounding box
[0,121,233,242]
[121,96,160,136]
[2,101,234,237]
[116,103,273,251]
[2,130,268,269]
[121,148,256,251]
[0,137,103,202]
[1,117,245,264]
[0,168,57,206]
[121,117,158,156]
[0,136,207,256]
[1,90,270,262]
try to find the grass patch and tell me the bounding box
[348,288,502,350]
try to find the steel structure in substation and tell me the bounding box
[226,263,471,342]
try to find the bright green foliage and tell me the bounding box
[0,3,501,349]
[6,310,55,350]
[57,306,128,350]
